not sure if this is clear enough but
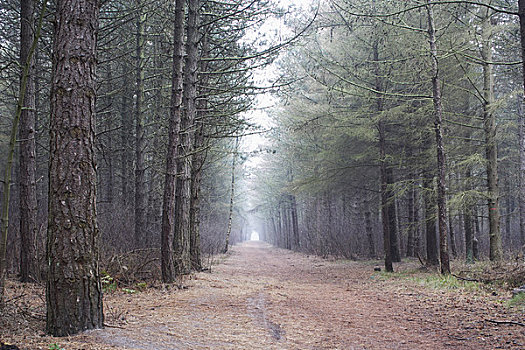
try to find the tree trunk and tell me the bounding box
[406,183,415,257]
[19,0,38,283]
[424,175,440,267]
[174,0,199,273]
[387,167,400,262]
[190,27,210,270]
[190,120,204,270]
[519,0,525,248]
[290,194,300,250]
[134,0,147,248]
[364,211,375,258]
[464,204,474,263]
[224,137,239,253]
[518,93,525,248]
[1,0,47,306]
[379,120,393,272]
[46,0,103,336]
[480,11,502,262]
[426,0,450,274]
[161,0,184,283]
[120,63,131,205]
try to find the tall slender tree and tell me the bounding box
[19,0,38,283]
[426,0,450,274]
[161,0,185,283]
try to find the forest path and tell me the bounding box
[21,241,523,349]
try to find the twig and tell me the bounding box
[416,253,426,267]
[103,323,126,329]
[485,319,525,327]
[452,273,481,283]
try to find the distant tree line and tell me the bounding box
[253,0,525,272]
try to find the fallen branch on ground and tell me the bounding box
[485,319,525,327]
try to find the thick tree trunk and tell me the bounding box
[19,0,38,283]
[46,0,103,336]
[161,0,184,283]
[174,0,199,273]
[134,0,147,248]
[426,0,450,274]
[480,12,502,262]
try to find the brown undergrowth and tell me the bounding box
[1,242,524,349]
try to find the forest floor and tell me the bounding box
[1,241,525,349]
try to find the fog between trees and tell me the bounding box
[0,0,524,337]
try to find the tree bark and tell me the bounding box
[134,0,147,248]
[290,194,300,250]
[519,0,525,248]
[518,93,525,248]
[424,175,440,267]
[1,0,47,306]
[190,120,204,270]
[19,0,38,283]
[120,63,131,205]
[174,0,199,273]
[365,211,375,258]
[161,0,184,283]
[46,0,103,336]
[480,10,502,262]
[224,137,239,253]
[426,0,450,274]
[387,168,401,262]
[406,183,416,257]
[379,120,393,272]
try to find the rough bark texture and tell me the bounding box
[426,0,450,274]
[46,0,103,336]
[19,0,38,283]
[518,0,525,248]
[480,12,502,262]
[134,0,147,248]
[174,0,199,274]
[161,0,184,283]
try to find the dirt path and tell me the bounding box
[3,241,524,349]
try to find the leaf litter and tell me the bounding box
[1,241,524,349]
